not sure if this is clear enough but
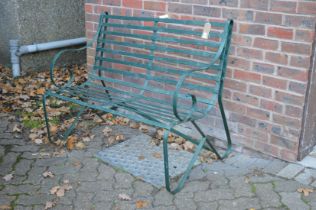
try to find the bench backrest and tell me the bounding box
[88,12,233,112]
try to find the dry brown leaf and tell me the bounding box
[183,141,195,152]
[0,205,11,210]
[136,200,149,209]
[138,155,145,160]
[129,121,140,129]
[107,136,116,145]
[155,129,164,140]
[139,124,149,133]
[297,187,314,196]
[75,142,86,150]
[103,127,112,137]
[174,137,185,145]
[34,139,43,145]
[2,173,13,182]
[56,187,65,197]
[115,134,125,142]
[12,124,21,133]
[50,125,58,135]
[50,186,60,195]
[66,136,77,150]
[152,152,162,159]
[29,133,38,141]
[170,143,182,150]
[43,171,55,178]
[36,87,46,95]
[44,201,56,210]
[118,193,131,201]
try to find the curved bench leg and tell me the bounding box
[162,129,206,194]
[218,97,232,159]
[43,94,53,143]
[42,94,87,143]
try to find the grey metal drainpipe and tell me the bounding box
[9,37,86,77]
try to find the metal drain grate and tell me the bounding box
[96,134,200,188]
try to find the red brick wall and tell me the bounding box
[85,0,316,161]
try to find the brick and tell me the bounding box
[277,67,308,82]
[247,107,270,120]
[265,52,288,65]
[295,30,315,43]
[260,99,283,113]
[168,3,192,14]
[224,79,247,92]
[253,62,275,74]
[273,114,301,128]
[281,42,311,55]
[144,1,166,11]
[284,15,316,29]
[223,100,246,114]
[232,34,252,46]
[271,135,297,151]
[280,149,297,162]
[237,47,263,60]
[222,8,253,22]
[229,113,256,127]
[240,0,268,10]
[290,56,311,69]
[234,70,261,83]
[233,92,259,106]
[285,105,303,118]
[288,81,306,95]
[85,4,94,13]
[95,5,108,14]
[271,1,297,13]
[253,37,278,50]
[123,0,142,9]
[254,141,280,158]
[193,5,221,17]
[209,0,238,7]
[239,23,265,35]
[262,76,287,90]
[298,2,316,15]
[228,57,251,70]
[268,27,293,40]
[275,91,304,106]
[249,84,272,98]
[182,0,208,4]
[255,12,282,25]
[103,0,121,6]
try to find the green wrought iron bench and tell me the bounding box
[43,12,233,193]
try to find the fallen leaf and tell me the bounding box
[107,136,116,145]
[66,136,77,150]
[2,173,13,182]
[115,134,125,142]
[129,121,140,129]
[0,205,11,210]
[249,208,256,210]
[56,187,65,197]
[174,137,185,145]
[34,139,43,145]
[183,141,195,152]
[43,171,55,178]
[170,143,182,150]
[297,187,314,196]
[75,142,86,150]
[44,201,56,210]
[136,200,149,209]
[50,125,58,135]
[36,87,46,95]
[139,124,149,133]
[103,127,112,137]
[12,124,21,133]
[50,186,60,195]
[138,155,145,160]
[118,193,131,201]
[152,152,162,159]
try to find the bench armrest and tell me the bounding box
[172,68,209,122]
[49,45,88,88]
